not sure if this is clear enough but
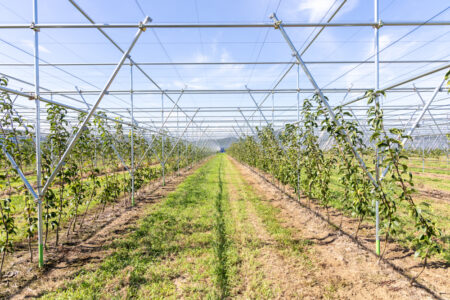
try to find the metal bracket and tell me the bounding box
[27,92,37,100]
[374,19,383,29]
[138,18,152,31]
[30,22,40,32]
[270,13,282,29]
[273,20,282,29]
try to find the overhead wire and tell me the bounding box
[0,2,134,110]
[321,6,450,90]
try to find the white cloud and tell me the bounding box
[298,0,336,22]
[379,34,392,51]
[193,53,209,63]
[282,0,359,22]
[21,39,51,54]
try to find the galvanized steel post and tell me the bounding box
[32,0,44,268]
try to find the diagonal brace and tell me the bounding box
[164,109,199,163]
[380,77,445,179]
[1,142,38,199]
[246,85,270,126]
[271,12,378,188]
[41,16,150,197]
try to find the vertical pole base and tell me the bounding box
[131,176,135,207]
[375,200,380,256]
[38,243,44,268]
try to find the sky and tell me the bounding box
[0,0,449,139]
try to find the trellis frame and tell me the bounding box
[0,0,448,268]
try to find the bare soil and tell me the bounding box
[225,165,309,298]
[0,161,208,300]
[417,188,450,202]
[413,171,450,181]
[228,156,449,300]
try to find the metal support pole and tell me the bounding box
[300,0,347,55]
[68,0,209,143]
[272,92,275,126]
[177,104,180,175]
[160,91,185,129]
[134,92,185,168]
[130,63,135,206]
[413,84,444,136]
[349,108,370,139]
[374,0,381,256]
[239,109,257,136]
[2,21,450,29]
[234,119,247,137]
[110,142,130,171]
[246,86,269,125]
[296,63,301,202]
[247,63,296,120]
[271,13,378,189]
[422,135,425,172]
[135,135,156,169]
[340,64,450,107]
[380,77,445,179]
[161,92,165,186]
[75,86,90,109]
[401,105,420,130]
[32,0,44,268]
[232,126,242,138]
[0,84,155,133]
[430,135,440,150]
[164,109,199,161]
[40,16,150,197]
[1,145,38,200]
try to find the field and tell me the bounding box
[2,154,447,299]
[1,1,449,298]
[327,155,450,261]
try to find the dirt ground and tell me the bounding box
[418,188,450,202]
[413,171,450,181]
[0,161,207,299]
[2,155,448,299]
[228,156,449,300]
[225,162,302,297]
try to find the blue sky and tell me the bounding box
[0,0,449,138]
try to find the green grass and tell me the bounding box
[8,171,131,242]
[408,156,449,170]
[4,168,128,213]
[315,162,450,261]
[41,155,228,299]
[41,154,318,299]
[222,157,315,298]
[408,167,449,175]
[237,174,313,259]
[412,173,450,192]
[2,163,166,243]
[222,160,277,298]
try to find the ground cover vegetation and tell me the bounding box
[228,85,449,274]
[0,77,208,278]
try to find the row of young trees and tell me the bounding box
[0,77,209,277]
[228,89,445,277]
